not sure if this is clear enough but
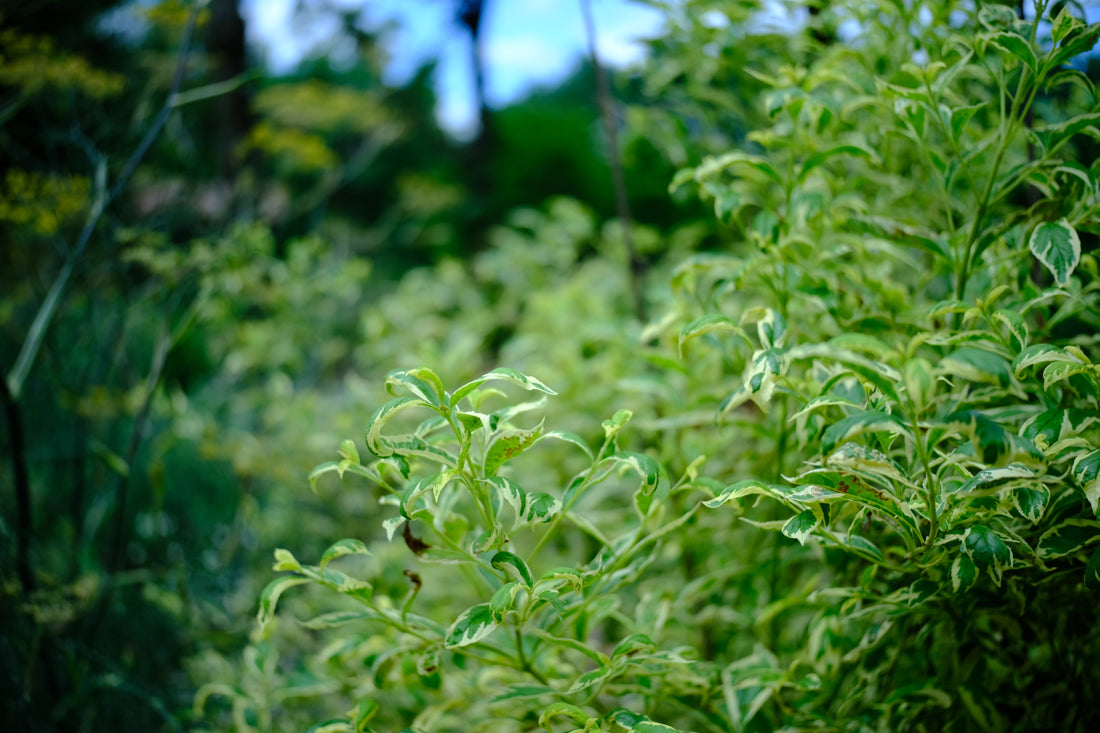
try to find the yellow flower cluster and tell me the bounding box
[0,169,91,237]
[0,29,124,99]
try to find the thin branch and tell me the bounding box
[107,327,172,573]
[580,0,647,321]
[0,375,34,591]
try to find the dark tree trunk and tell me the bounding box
[458,0,494,196]
[205,0,252,183]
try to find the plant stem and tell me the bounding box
[0,376,33,591]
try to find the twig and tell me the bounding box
[108,327,172,573]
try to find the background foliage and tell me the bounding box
[2,1,1099,732]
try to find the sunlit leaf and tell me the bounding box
[781,510,818,545]
[485,420,544,475]
[1028,219,1081,287]
[1073,450,1100,518]
[319,539,371,570]
[491,550,534,587]
[257,576,309,628]
[444,603,497,648]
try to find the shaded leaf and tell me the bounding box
[1037,520,1100,559]
[951,554,978,593]
[961,525,1012,585]
[1086,546,1100,591]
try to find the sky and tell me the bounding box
[240,0,668,140]
[239,0,1100,140]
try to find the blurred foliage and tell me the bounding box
[5,0,1097,730]
[0,0,692,730]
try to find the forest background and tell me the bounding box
[3,0,1100,731]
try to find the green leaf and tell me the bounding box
[491,550,534,586]
[781,510,818,545]
[1085,546,1100,591]
[1026,410,1098,447]
[319,539,371,570]
[338,439,359,464]
[486,476,527,526]
[1029,219,1081,287]
[538,702,594,728]
[534,567,583,593]
[444,603,497,648]
[958,464,1035,494]
[903,358,935,408]
[635,723,682,733]
[273,548,302,572]
[1013,485,1049,523]
[300,609,376,629]
[451,368,557,405]
[257,576,309,628]
[703,479,777,508]
[489,685,555,703]
[828,442,904,480]
[688,150,783,186]
[611,633,656,661]
[951,554,978,594]
[567,664,614,694]
[985,31,1038,73]
[740,307,787,349]
[603,451,661,496]
[602,409,634,439]
[485,421,544,475]
[1052,6,1084,44]
[1073,450,1100,518]
[1050,23,1100,67]
[1036,520,1100,560]
[1013,343,1084,375]
[941,347,1011,386]
[353,699,378,732]
[797,144,876,183]
[1043,361,1094,390]
[541,430,594,459]
[385,368,445,407]
[489,581,520,622]
[961,525,1012,585]
[992,309,1028,353]
[678,314,751,356]
[365,397,428,458]
[942,411,1041,465]
[788,342,902,402]
[525,492,560,524]
[821,411,910,454]
[949,103,985,144]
